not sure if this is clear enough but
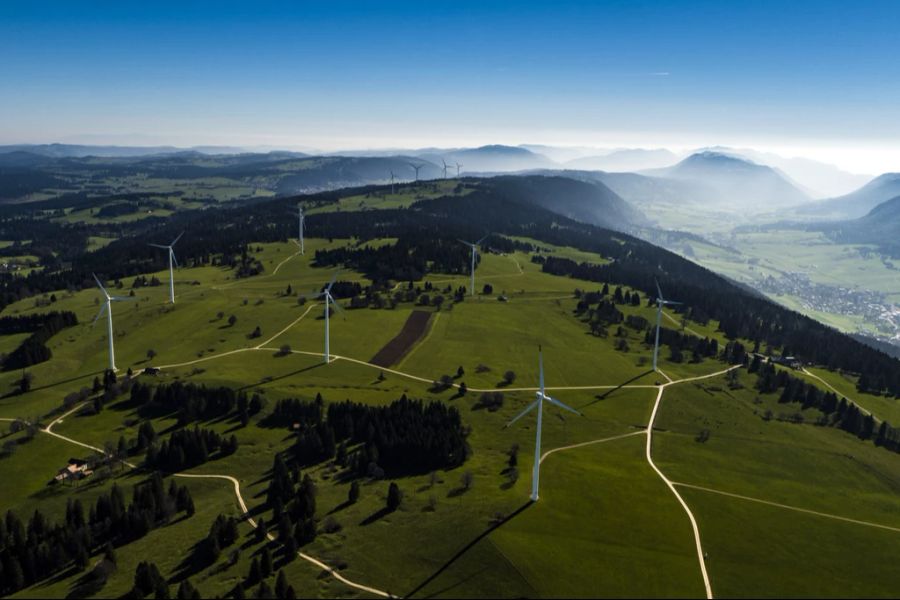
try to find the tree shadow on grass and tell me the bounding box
[403,501,533,598]
[579,369,653,410]
[360,506,392,526]
[236,362,325,392]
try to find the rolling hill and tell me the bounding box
[565,148,679,172]
[486,175,647,231]
[417,145,555,173]
[823,194,900,254]
[795,173,900,220]
[644,151,812,211]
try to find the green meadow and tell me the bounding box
[0,232,897,599]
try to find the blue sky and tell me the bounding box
[2,1,900,170]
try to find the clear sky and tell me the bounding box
[2,0,900,172]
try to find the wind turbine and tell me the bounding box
[652,280,682,372]
[92,274,133,372]
[441,159,449,179]
[311,272,345,364]
[455,162,463,177]
[458,235,489,296]
[506,347,581,502]
[296,204,305,255]
[408,162,422,182]
[389,170,396,194]
[148,232,183,304]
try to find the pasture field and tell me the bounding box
[0,235,897,599]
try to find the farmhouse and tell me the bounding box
[53,458,93,484]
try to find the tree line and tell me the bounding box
[1,310,78,371]
[266,393,470,476]
[0,472,194,596]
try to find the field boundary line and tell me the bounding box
[673,482,900,534]
[540,430,645,464]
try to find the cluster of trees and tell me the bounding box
[0,473,194,596]
[750,358,900,452]
[0,310,78,370]
[642,327,720,363]
[194,514,240,568]
[129,381,262,426]
[265,455,318,553]
[314,237,474,283]
[145,427,238,472]
[265,393,469,476]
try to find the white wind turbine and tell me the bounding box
[652,280,682,372]
[408,162,422,182]
[458,235,489,296]
[441,159,449,179]
[455,162,463,177]
[506,347,581,501]
[92,274,133,372]
[297,204,305,255]
[389,170,396,194]
[148,232,183,304]
[311,272,345,364]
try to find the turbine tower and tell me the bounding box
[148,232,183,304]
[459,235,489,296]
[652,280,683,372]
[506,346,581,501]
[312,272,345,364]
[408,162,422,182]
[455,162,463,177]
[92,274,133,372]
[297,204,305,255]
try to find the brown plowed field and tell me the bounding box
[369,310,433,367]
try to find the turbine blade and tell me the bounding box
[476,233,490,245]
[325,270,341,292]
[93,273,110,299]
[148,243,168,249]
[457,238,474,247]
[170,231,184,246]
[171,249,179,268]
[330,296,346,314]
[538,346,545,392]
[505,399,539,428]
[664,300,683,306]
[655,278,663,302]
[91,303,107,326]
[543,394,582,416]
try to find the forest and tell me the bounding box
[0,177,898,396]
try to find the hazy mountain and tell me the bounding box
[518,144,602,163]
[505,168,715,212]
[565,148,680,172]
[794,173,900,220]
[488,175,646,231]
[700,146,872,198]
[645,151,811,210]
[824,195,900,254]
[417,145,555,173]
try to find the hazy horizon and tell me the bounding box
[5,1,900,173]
